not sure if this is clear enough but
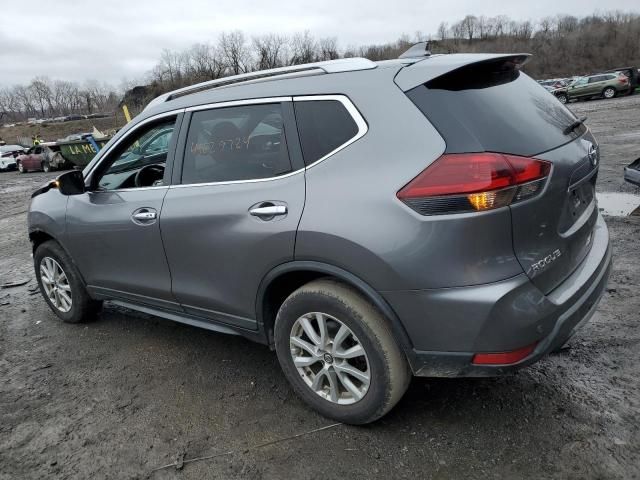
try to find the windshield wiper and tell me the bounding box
[563,116,587,135]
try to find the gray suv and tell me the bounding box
[28,46,612,424]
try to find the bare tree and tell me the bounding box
[220,31,252,74]
[252,34,288,69]
[289,31,317,65]
[318,37,339,61]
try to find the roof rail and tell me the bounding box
[399,41,432,59]
[144,57,377,111]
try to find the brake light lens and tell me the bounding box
[397,153,551,215]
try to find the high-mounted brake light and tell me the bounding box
[397,153,551,215]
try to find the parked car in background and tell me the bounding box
[539,79,568,90]
[0,144,26,171]
[564,73,630,101]
[625,158,640,187]
[605,67,638,95]
[28,48,612,424]
[16,145,70,173]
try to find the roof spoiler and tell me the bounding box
[395,53,532,91]
[399,41,431,59]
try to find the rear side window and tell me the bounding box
[182,103,291,184]
[406,63,580,157]
[294,100,359,165]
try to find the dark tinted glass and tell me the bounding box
[182,103,291,184]
[407,67,580,157]
[294,100,358,165]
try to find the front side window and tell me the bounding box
[95,118,177,191]
[181,103,291,184]
[294,100,359,165]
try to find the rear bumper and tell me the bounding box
[384,213,612,377]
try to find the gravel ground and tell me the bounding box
[1,95,639,480]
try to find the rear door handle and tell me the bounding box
[249,205,287,217]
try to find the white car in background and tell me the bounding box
[0,145,26,171]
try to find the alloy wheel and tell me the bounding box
[289,312,370,405]
[40,256,72,312]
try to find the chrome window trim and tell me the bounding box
[85,108,184,179]
[185,96,292,113]
[173,94,367,189]
[169,169,303,189]
[90,185,169,194]
[88,95,368,191]
[292,94,368,170]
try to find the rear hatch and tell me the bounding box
[400,56,599,294]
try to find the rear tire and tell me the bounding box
[34,240,102,323]
[603,87,616,99]
[274,279,410,424]
[556,93,568,104]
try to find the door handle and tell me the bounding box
[249,205,287,216]
[131,208,158,224]
[133,211,157,220]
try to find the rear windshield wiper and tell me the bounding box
[563,116,587,135]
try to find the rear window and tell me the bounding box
[294,100,359,165]
[406,63,581,157]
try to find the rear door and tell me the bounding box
[160,99,305,329]
[403,58,600,294]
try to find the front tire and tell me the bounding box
[34,240,102,323]
[17,161,25,173]
[42,161,50,173]
[603,87,616,99]
[274,279,410,424]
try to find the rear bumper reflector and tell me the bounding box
[471,342,537,365]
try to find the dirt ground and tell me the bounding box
[1,95,639,480]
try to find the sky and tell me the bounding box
[1,0,638,88]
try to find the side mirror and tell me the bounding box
[56,170,86,195]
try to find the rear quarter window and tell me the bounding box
[406,66,580,157]
[294,99,359,165]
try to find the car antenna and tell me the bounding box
[399,41,432,59]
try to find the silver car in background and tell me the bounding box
[28,45,612,424]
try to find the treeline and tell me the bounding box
[435,11,640,77]
[0,78,120,123]
[129,11,640,108]
[3,10,639,121]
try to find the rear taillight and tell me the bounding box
[397,153,551,215]
[618,77,629,84]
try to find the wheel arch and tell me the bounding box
[256,261,415,358]
[29,229,88,286]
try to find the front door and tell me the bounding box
[160,100,305,329]
[569,77,589,98]
[64,114,182,309]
